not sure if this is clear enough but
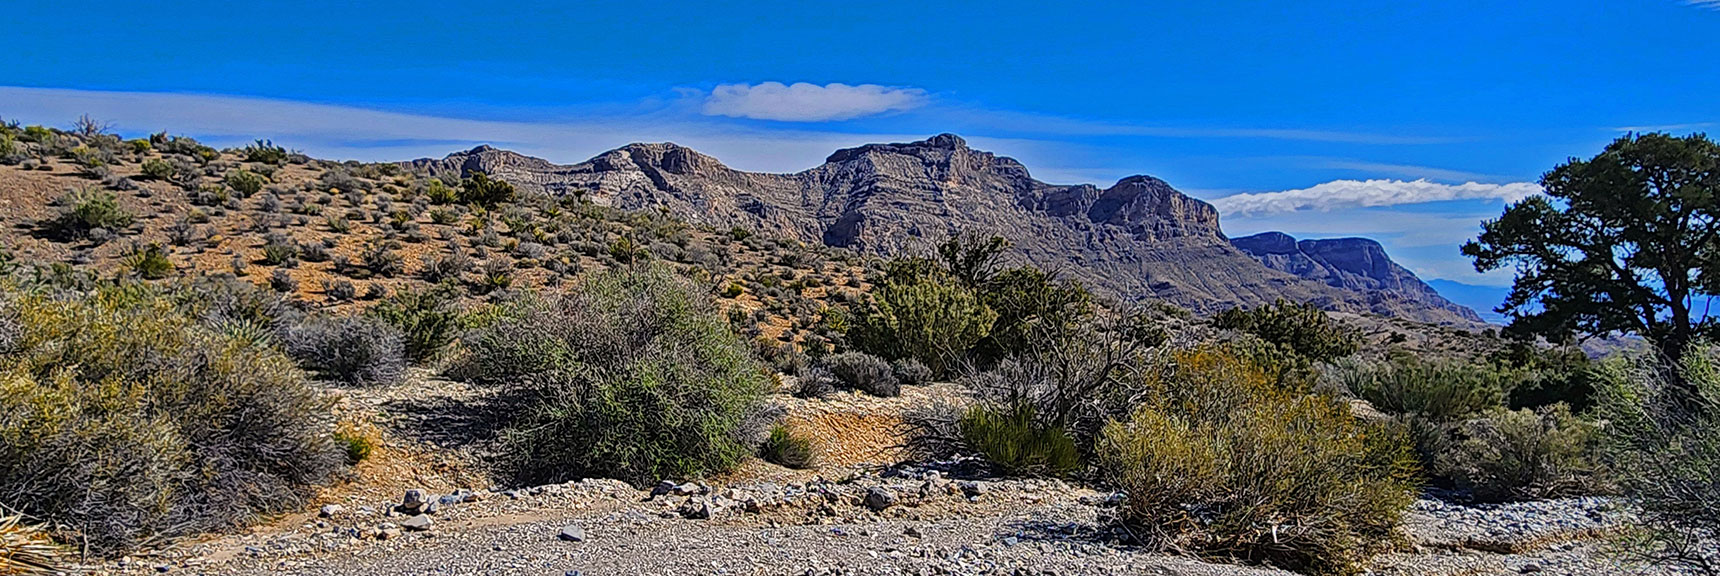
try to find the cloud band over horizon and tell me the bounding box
[1209,178,1542,217]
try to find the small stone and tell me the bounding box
[557,525,586,542]
[904,526,924,538]
[958,481,989,497]
[424,501,440,515]
[864,487,898,511]
[401,489,428,513]
[678,498,715,520]
[672,482,703,496]
[400,514,433,532]
[318,504,343,518]
[651,481,677,498]
[1520,565,1543,574]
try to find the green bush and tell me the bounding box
[366,286,460,363]
[1097,346,1418,575]
[46,188,133,239]
[1341,355,1507,422]
[335,429,376,464]
[261,234,299,266]
[822,351,900,397]
[0,283,342,556]
[1594,349,1720,574]
[225,169,266,197]
[123,243,175,279]
[284,315,407,386]
[139,158,174,180]
[973,265,1092,362]
[1440,405,1604,502]
[242,139,288,165]
[459,172,515,207]
[451,265,772,487]
[849,272,995,376]
[425,180,458,204]
[760,425,816,469]
[960,403,1082,477]
[1214,299,1360,363]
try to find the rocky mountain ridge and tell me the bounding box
[1231,232,1483,323]
[407,135,1482,325]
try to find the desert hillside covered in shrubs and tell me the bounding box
[0,120,1717,576]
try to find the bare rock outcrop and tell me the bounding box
[407,135,1482,325]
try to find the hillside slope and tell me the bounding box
[411,134,1481,324]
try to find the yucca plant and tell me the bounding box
[0,513,65,575]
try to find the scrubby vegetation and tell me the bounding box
[1099,346,1419,575]
[849,235,1090,376]
[451,265,773,487]
[760,425,817,469]
[285,314,408,386]
[0,281,343,556]
[1336,352,1608,502]
[0,119,1704,573]
[1595,348,1720,574]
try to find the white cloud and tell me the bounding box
[1687,0,1720,10]
[701,82,927,122]
[1209,179,1541,217]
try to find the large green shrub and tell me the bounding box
[1097,346,1418,575]
[0,283,341,556]
[849,271,996,376]
[1341,355,1507,422]
[451,265,772,487]
[1594,349,1720,574]
[459,172,515,207]
[45,188,133,239]
[366,286,460,363]
[1440,405,1605,502]
[1214,299,1360,363]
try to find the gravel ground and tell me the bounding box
[81,467,1683,576]
[91,472,1292,576]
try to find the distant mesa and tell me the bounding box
[409,134,1484,326]
[1230,232,1483,323]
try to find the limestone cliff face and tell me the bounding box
[407,135,1481,325]
[1231,232,1483,323]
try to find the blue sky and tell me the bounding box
[4,0,1718,300]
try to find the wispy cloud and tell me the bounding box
[1318,159,1497,182]
[1687,0,1720,10]
[700,82,928,122]
[1209,179,1541,217]
[1609,121,1715,132]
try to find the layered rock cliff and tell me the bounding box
[1231,232,1483,323]
[407,135,1482,325]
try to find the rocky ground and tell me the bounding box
[79,469,1664,576]
[65,379,1675,576]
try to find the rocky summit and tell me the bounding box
[1231,232,1482,323]
[410,134,1482,325]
